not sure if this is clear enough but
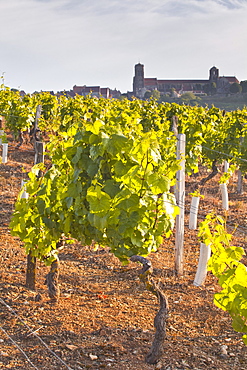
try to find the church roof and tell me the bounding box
[157,79,208,84]
[144,78,157,86]
[221,76,239,84]
[144,78,208,88]
[144,77,239,86]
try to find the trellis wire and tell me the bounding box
[163,196,247,236]
[201,145,247,164]
[0,325,40,370]
[0,297,74,370]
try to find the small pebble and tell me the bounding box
[155,361,163,369]
[220,344,228,356]
[89,354,98,360]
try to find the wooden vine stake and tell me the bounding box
[130,255,169,364]
[193,243,211,286]
[224,161,229,173]
[2,143,8,163]
[26,106,43,290]
[237,169,243,194]
[236,136,244,194]
[32,105,42,145]
[189,196,200,230]
[220,183,229,211]
[175,134,186,276]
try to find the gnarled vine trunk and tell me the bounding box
[26,254,36,291]
[45,259,60,302]
[130,255,169,364]
[200,159,218,187]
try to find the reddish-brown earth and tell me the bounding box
[0,139,247,370]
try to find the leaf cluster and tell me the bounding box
[199,213,247,344]
[10,101,180,264]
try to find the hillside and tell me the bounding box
[159,93,247,111]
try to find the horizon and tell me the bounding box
[2,62,245,95]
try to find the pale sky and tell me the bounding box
[0,0,246,94]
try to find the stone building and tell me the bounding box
[57,86,121,99]
[132,63,239,98]
[71,85,121,99]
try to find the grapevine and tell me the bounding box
[199,213,247,344]
[10,111,180,265]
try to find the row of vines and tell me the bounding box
[1,83,247,352]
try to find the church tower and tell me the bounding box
[133,63,145,97]
[209,66,219,83]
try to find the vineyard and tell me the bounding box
[0,87,247,369]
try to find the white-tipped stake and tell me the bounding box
[189,196,200,230]
[21,179,29,199]
[224,161,229,173]
[193,243,211,286]
[0,130,4,145]
[2,143,8,164]
[220,183,229,211]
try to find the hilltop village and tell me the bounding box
[50,64,244,99]
[12,64,246,107]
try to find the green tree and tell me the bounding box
[151,89,161,100]
[203,83,210,95]
[203,82,217,95]
[230,82,242,94]
[119,93,128,100]
[180,92,198,105]
[144,89,161,101]
[144,90,152,99]
[170,88,176,97]
[210,82,217,95]
[240,80,247,93]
